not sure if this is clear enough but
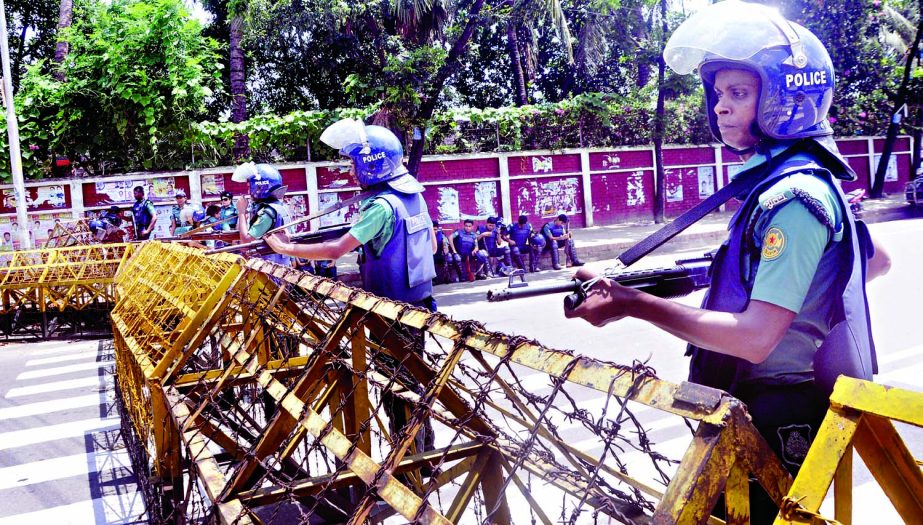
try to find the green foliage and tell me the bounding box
[0,0,223,180]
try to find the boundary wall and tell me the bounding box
[0,136,914,247]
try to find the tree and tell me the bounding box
[4,0,59,90]
[52,0,73,80]
[3,0,223,179]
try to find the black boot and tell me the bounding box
[566,240,585,266]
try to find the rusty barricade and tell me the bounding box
[110,241,802,524]
[776,377,923,524]
[0,242,133,338]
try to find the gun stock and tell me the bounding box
[486,255,713,309]
[204,226,351,256]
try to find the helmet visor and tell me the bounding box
[319,118,368,153]
[664,0,791,75]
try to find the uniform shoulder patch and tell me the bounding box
[761,226,785,260]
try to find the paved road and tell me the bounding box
[0,340,145,524]
[437,217,923,522]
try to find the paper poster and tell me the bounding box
[665,169,684,202]
[283,195,310,233]
[35,186,67,208]
[471,182,497,220]
[201,174,225,195]
[95,180,141,204]
[873,154,899,182]
[697,166,715,198]
[727,164,744,181]
[531,156,553,173]
[626,171,646,207]
[437,187,460,223]
[535,177,580,218]
[318,192,354,228]
[149,177,178,200]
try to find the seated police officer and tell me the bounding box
[433,219,464,284]
[477,217,513,276]
[541,214,584,270]
[452,219,489,281]
[506,214,542,272]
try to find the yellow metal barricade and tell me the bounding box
[776,377,923,525]
[110,246,800,524]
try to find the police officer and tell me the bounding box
[507,214,541,272]
[477,217,513,276]
[264,118,437,310]
[233,162,293,267]
[218,190,238,230]
[566,2,890,522]
[264,118,438,456]
[541,214,584,270]
[169,189,193,236]
[131,186,157,240]
[452,219,488,281]
[433,219,464,284]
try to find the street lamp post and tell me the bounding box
[0,0,30,249]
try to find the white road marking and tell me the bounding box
[0,417,120,451]
[0,393,105,420]
[0,449,132,490]
[0,493,146,524]
[26,352,101,367]
[16,360,114,381]
[5,376,106,398]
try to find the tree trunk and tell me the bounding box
[652,0,667,224]
[407,0,488,175]
[230,14,250,161]
[53,0,73,81]
[507,21,529,106]
[871,17,922,198]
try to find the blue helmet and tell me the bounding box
[192,209,206,223]
[232,162,287,201]
[88,218,105,233]
[319,118,423,193]
[664,1,835,147]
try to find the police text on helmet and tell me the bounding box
[785,70,828,89]
[362,152,387,163]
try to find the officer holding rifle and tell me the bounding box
[562,2,890,523]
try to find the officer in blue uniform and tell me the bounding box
[433,219,464,284]
[507,214,541,272]
[265,118,438,456]
[541,214,584,270]
[232,162,293,267]
[218,190,238,230]
[477,217,513,276]
[452,219,488,281]
[131,186,157,240]
[565,2,890,522]
[169,189,194,236]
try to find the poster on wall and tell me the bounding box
[470,182,498,220]
[283,195,310,233]
[35,186,67,208]
[318,192,356,228]
[626,171,646,207]
[873,154,899,182]
[697,166,715,198]
[437,187,460,223]
[534,178,580,218]
[95,180,144,204]
[665,169,684,202]
[201,174,226,196]
[727,164,744,181]
[149,177,179,200]
[0,217,16,250]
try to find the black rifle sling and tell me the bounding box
[616,145,805,268]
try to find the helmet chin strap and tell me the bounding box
[721,122,767,157]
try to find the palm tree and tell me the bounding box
[230,10,249,160]
[506,0,573,106]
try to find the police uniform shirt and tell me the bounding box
[739,148,845,384]
[248,206,279,238]
[348,198,395,258]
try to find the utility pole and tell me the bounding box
[0,0,29,249]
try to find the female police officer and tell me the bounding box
[564,2,889,522]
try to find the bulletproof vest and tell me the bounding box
[454,229,477,254]
[508,223,532,246]
[359,191,436,304]
[478,225,502,251]
[132,200,153,229]
[220,204,238,228]
[688,149,876,395]
[546,223,565,238]
[250,200,291,267]
[434,231,447,262]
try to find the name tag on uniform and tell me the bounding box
[405,212,430,234]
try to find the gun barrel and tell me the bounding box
[487,280,579,302]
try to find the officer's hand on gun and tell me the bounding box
[264,230,290,252]
[563,267,637,327]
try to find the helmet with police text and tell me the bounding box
[319,118,424,193]
[664,0,835,147]
[231,162,287,201]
